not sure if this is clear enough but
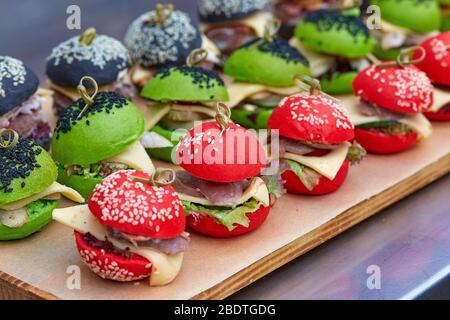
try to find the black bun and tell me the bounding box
[124,10,202,68]
[0,56,39,116]
[198,0,269,23]
[46,34,131,88]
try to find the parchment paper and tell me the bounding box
[0,95,449,300]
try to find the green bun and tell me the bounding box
[295,9,374,58]
[0,138,57,206]
[0,200,57,241]
[146,125,184,164]
[373,0,441,33]
[56,167,102,199]
[320,71,358,95]
[141,66,229,102]
[224,38,310,87]
[441,12,450,31]
[231,108,273,129]
[52,92,145,166]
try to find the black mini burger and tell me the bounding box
[199,0,271,56]
[46,28,132,116]
[0,56,52,150]
[52,169,188,286]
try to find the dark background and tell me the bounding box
[0,0,197,80]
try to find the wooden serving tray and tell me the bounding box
[0,97,449,300]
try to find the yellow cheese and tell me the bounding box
[431,87,450,112]
[283,143,350,180]
[200,11,271,37]
[227,82,299,108]
[142,103,171,131]
[381,19,411,35]
[36,88,54,97]
[48,81,111,101]
[289,37,335,77]
[0,182,84,211]
[107,141,155,174]
[52,205,183,286]
[201,34,221,62]
[339,95,433,139]
[178,177,270,208]
[131,66,155,87]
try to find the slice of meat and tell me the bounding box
[8,112,39,136]
[172,171,250,206]
[29,121,52,150]
[358,100,405,120]
[205,23,257,55]
[278,136,315,155]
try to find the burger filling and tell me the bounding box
[172,171,270,231]
[0,199,57,229]
[61,162,131,179]
[205,23,257,56]
[0,95,52,150]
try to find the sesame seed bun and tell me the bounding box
[177,121,267,182]
[267,93,354,145]
[0,137,57,206]
[372,0,441,33]
[52,92,144,166]
[74,231,152,282]
[414,32,450,87]
[294,10,374,59]
[0,56,39,116]
[141,65,229,102]
[88,170,185,239]
[352,64,434,114]
[186,204,270,238]
[224,38,310,87]
[282,159,349,195]
[354,128,419,154]
[198,0,269,23]
[423,108,450,121]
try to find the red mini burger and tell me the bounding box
[174,103,270,238]
[414,32,450,121]
[267,78,365,195]
[53,170,188,286]
[350,50,433,154]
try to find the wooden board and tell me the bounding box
[1,98,450,300]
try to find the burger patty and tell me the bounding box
[107,227,190,255]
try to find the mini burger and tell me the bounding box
[125,3,220,87]
[414,32,450,121]
[46,28,133,116]
[348,47,433,154]
[51,76,155,199]
[0,129,84,240]
[267,77,365,195]
[198,0,272,56]
[224,19,310,129]
[0,56,52,150]
[139,49,229,163]
[174,103,270,237]
[441,0,450,31]
[52,169,187,286]
[291,8,374,94]
[371,0,441,61]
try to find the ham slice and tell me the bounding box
[172,171,250,207]
[357,99,405,120]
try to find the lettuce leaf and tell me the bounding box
[346,141,367,164]
[284,159,320,191]
[260,161,287,199]
[182,199,262,231]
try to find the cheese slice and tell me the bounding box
[200,11,271,37]
[381,19,411,35]
[431,87,450,112]
[107,141,155,174]
[227,82,299,108]
[339,95,432,139]
[178,177,270,208]
[283,142,350,180]
[52,205,183,286]
[48,81,111,102]
[289,37,335,77]
[36,88,54,97]
[131,66,156,87]
[0,182,84,211]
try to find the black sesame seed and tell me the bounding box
[154,65,224,89]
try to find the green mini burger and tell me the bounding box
[52,76,155,199]
[371,0,441,60]
[223,19,310,129]
[439,0,450,31]
[291,8,373,95]
[0,129,84,240]
[139,49,229,163]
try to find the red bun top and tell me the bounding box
[88,170,185,239]
[267,93,354,145]
[352,64,434,114]
[414,32,450,87]
[177,121,266,183]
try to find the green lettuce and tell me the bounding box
[284,159,320,191]
[182,199,262,231]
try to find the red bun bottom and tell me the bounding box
[424,110,450,121]
[282,159,350,195]
[354,128,418,154]
[75,232,152,282]
[186,205,270,238]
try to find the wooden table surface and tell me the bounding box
[1,0,449,300]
